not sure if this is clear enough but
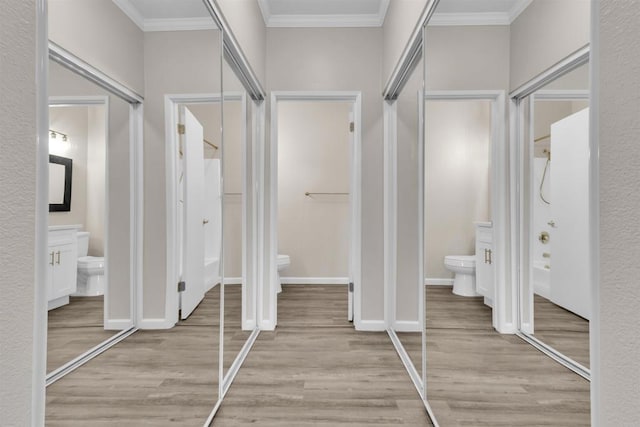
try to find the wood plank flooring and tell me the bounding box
[422,286,590,426]
[533,294,590,367]
[47,296,118,373]
[214,284,433,426]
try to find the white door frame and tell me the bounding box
[265,91,362,330]
[41,43,144,387]
[164,92,251,328]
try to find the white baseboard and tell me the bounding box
[355,319,386,331]
[139,318,175,330]
[223,277,242,285]
[280,277,349,285]
[393,320,421,332]
[495,321,517,334]
[424,278,454,286]
[104,319,133,330]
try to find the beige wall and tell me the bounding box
[48,106,89,228]
[266,27,385,321]
[48,0,144,95]
[0,1,38,424]
[217,0,267,85]
[510,0,590,90]
[425,25,511,90]
[277,101,351,278]
[142,29,222,319]
[425,100,491,278]
[86,105,107,256]
[382,0,428,86]
[596,0,640,423]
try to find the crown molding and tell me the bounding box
[143,17,216,32]
[112,0,145,31]
[509,0,534,23]
[429,12,511,26]
[258,0,390,28]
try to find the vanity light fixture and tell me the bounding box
[49,129,68,142]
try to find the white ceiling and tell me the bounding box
[112,0,533,32]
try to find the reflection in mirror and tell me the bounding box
[222,59,253,378]
[394,43,424,384]
[46,58,131,376]
[523,62,590,369]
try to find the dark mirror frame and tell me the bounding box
[49,154,72,212]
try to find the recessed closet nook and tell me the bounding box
[6,0,640,426]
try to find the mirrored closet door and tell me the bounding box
[515,56,591,375]
[46,55,137,380]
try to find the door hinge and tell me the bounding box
[178,281,186,292]
[349,282,354,292]
[349,122,354,133]
[177,123,185,135]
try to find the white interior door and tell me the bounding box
[180,106,206,319]
[549,107,591,320]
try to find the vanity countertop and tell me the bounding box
[49,224,83,232]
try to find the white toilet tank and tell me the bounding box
[77,231,90,257]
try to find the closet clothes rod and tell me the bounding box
[305,192,349,196]
[534,134,551,143]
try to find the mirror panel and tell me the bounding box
[221,57,254,377]
[393,36,425,384]
[46,58,132,375]
[521,62,591,369]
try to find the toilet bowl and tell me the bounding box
[75,231,105,296]
[444,255,478,297]
[277,254,290,293]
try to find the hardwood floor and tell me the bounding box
[46,284,591,426]
[423,286,590,426]
[533,294,590,367]
[214,284,434,426]
[47,296,118,373]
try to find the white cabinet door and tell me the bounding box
[475,226,494,302]
[52,243,77,299]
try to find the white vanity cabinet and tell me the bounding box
[475,222,494,307]
[48,226,79,310]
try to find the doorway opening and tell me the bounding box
[267,92,362,329]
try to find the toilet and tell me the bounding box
[444,255,478,297]
[276,254,290,293]
[75,231,105,296]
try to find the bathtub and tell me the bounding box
[533,260,550,300]
[204,257,220,292]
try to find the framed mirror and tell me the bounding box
[48,154,72,212]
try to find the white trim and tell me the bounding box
[279,278,349,285]
[144,18,216,32]
[534,89,590,100]
[383,100,397,329]
[424,278,453,286]
[258,0,390,28]
[387,329,424,398]
[138,318,175,330]
[268,91,362,331]
[223,278,243,285]
[104,319,133,330]
[394,320,421,332]
[517,332,590,379]
[588,3,600,423]
[354,320,387,332]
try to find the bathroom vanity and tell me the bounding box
[47,225,80,310]
[475,222,494,307]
